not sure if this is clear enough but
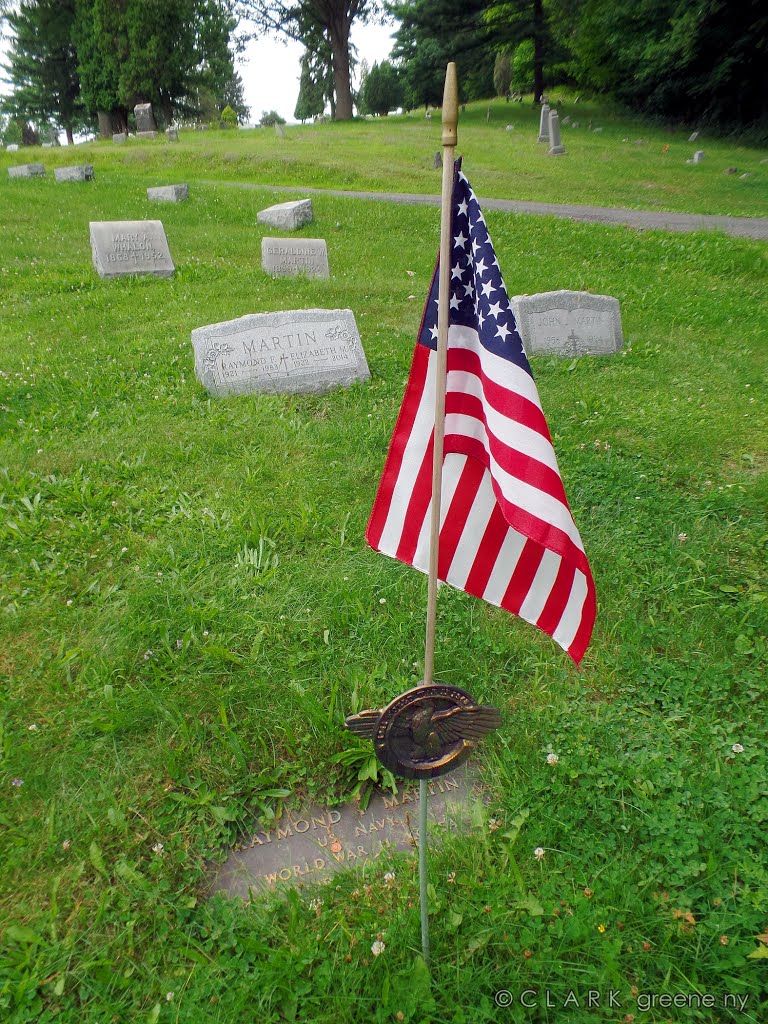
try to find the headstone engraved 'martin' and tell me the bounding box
[511,290,623,357]
[261,237,329,279]
[257,198,313,230]
[147,184,189,203]
[89,220,175,279]
[8,163,45,178]
[192,308,369,397]
[54,165,94,183]
[209,768,487,897]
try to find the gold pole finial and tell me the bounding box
[441,62,458,147]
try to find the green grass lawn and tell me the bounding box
[2,95,768,217]
[1,111,767,1022]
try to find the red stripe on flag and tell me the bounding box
[437,457,486,580]
[536,559,576,636]
[448,348,551,440]
[366,346,430,550]
[395,435,434,563]
[462,502,509,598]
[502,540,544,615]
[567,575,597,665]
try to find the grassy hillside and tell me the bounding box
[1,110,767,1022]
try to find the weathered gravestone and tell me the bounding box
[262,237,329,279]
[693,150,705,164]
[209,768,487,897]
[548,110,566,155]
[432,150,442,168]
[165,128,179,142]
[257,198,313,230]
[6,143,19,152]
[8,163,45,178]
[192,308,369,397]
[147,184,188,202]
[89,220,175,279]
[54,165,94,183]
[511,290,623,357]
[113,133,127,145]
[134,102,156,134]
[537,103,550,143]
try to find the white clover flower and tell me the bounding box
[546,753,559,766]
[488,818,501,832]
[677,533,688,542]
[534,847,545,861]
[66,599,73,606]
[384,871,396,884]
[165,992,174,1002]
[152,842,164,854]
[371,939,385,956]
[379,598,386,604]
[62,839,71,851]
[732,743,744,754]
[28,724,39,732]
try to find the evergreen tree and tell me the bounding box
[294,50,326,121]
[361,59,402,115]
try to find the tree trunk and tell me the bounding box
[328,13,353,119]
[533,0,545,104]
[97,110,112,138]
[66,127,74,145]
[159,92,174,128]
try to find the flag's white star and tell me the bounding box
[457,199,468,217]
[449,294,460,310]
[458,170,467,182]
[473,210,486,226]
[488,300,503,319]
[451,262,464,280]
[453,230,468,248]
[480,280,494,299]
[495,322,511,342]
[474,257,488,277]
[471,237,481,257]
[477,309,486,330]
[429,325,439,341]
[463,281,474,297]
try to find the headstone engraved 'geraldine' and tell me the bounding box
[192,308,369,397]
[209,769,487,897]
[511,290,623,357]
[90,220,175,279]
[262,237,329,279]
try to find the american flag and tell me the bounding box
[366,162,596,663]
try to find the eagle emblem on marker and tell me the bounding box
[345,683,501,780]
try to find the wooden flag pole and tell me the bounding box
[418,61,459,967]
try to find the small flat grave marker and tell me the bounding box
[54,165,94,183]
[8,163,45,178]
[147,184,188,203]
[192,308,369,397]
[511,290,623,357]
[6,143,19,152]
[257,198,313,230]
[262,237,329,278]
[90,220,175,279]
[113,133,126,145]
[209,768,487,897]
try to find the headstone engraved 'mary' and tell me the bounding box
[192,308,369,397]
[262,237,329,279]
[89,220,175,279]
[511,290,623,357]
[257,198,313,230]
[209,769,487,897]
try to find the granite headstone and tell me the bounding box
[261,237,329,279]
[548,110,566,155]
[134,103,156,133]
[6,143,19,152]
[209,768,488,896]
[165,128,179,142]
[90,220,175,279]
[54,164,94,182]
[8,163,45,178]
[537,103,550,143]
[147,184,188,202]
[257,199,313,230]
[192,308,369,397]
[113,133,127,145]
[511,290,623,357]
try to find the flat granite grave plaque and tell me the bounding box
[262,237,329,278]
[210,767,488,897]
[90,220,175,279]
[192,308,369,397]
[8,163,45,178]
[257,198,313,230]
[511,289,623,357]
[54,164,94,182]
[147,184,188,202]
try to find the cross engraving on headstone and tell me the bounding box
[567,329,579,355]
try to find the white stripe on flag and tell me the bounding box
[444,465,497,590]
[482,528,527,606]
[552,569,590,652]
[448,325,543,408]
[518,548,562,623]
